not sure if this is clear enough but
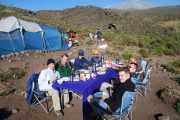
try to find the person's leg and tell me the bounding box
[48,89,64,116]
[87,95,108,110]
[63,90,73,108]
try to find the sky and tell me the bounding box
[0,0,180,11]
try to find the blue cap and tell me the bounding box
[78,50,84,56]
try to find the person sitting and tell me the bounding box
[73,50,92,71]
[55,53,73,108]
[90,50,101,66]
[38,59,64,116]
[88,67,135,112]
[129,56,144,80]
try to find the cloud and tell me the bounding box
[109,0,158,10]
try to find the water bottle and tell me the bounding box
[101,55,104,67]
[93,62,96,72]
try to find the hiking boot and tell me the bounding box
[55,110,64,116]
[64,102,73,108]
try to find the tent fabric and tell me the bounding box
[0,16,69,55]
[0,16,20,32]
[0,16,42,32]
[0,29,24,55]
[24,31,45,50]
[19,19,43,32]
[41,25,69,51]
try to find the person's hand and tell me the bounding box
[48,79,55,84]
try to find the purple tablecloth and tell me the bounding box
[52,68,118,119]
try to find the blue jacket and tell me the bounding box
[73,57,92,70]
[26,73,39,105]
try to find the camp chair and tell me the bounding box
[28,73,53,113]
[139,59,151,74]
[92,91,135,120]
[69,59,75,68]
[136,68,152,96]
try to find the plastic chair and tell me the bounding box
[92,91,135,120]
[27,73,53,113]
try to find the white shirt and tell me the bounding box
[38,68,60,91]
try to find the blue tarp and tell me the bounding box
[41,25,69,51]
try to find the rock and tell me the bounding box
[20,90,26,97]
[12,108,19,114]
[162,69,166,73]
[6,54,11,58]
[1,55,5,59]
[25,53,30,57]
[15,52,20,56]
[158,115,170,120]
[8,60,12,63]
[20,51,25,54]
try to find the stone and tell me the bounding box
[12,108,19,114]
[25,53,30,57]
[158,115,170,120]
[8,60,12,63]
[162,69,166,73]
[6,54,11,58]
[15,52,20,56]
[20,51,25,54]
[1,55,5,59]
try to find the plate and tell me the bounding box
[97,71,106,75]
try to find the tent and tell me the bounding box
[0,16,24,55]
[41,25,69,51]
[0,16,69,55]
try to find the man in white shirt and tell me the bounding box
[38,59,64,116]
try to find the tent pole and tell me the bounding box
[20,28,26,50]
[8,33,16,53]
[42,32,46,50]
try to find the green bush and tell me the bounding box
[121,51,132,60]
[0,88,16,96]
[138,48,149,58]
[105,48,121,58]
[172,76,180,84]
[175,99,180,114]
[0,68,26,82]
[163,59,180,74]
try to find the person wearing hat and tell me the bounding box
[90,50,101,66]
[38,59,64,116]
[73,50,92,71]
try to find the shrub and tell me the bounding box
[121,51,132,60]
[163,59,180,74]
[0,88,16,96]
[175,99,180,114]
[138,48,149,58]
[105,48,121,59]
[0,68,26,82]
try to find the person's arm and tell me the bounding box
[38,70,52,90]
[84,58,92,66]
[74,58,88,70]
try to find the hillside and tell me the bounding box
[37,5,180,35]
